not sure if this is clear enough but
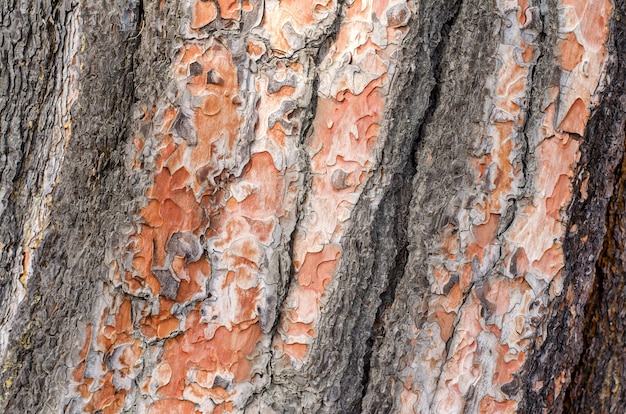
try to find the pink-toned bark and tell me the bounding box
[71,0,332,411]
[271,0,413,369]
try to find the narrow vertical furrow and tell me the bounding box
[363,0,501,409]
[563,133,626,412]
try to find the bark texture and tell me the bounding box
[1,0,625,413]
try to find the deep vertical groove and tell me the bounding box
[562,80,626,412]
[518,4,546,193]
[359,0,464,409]
[520,0,626,410]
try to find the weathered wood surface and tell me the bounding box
[1,0,625,413]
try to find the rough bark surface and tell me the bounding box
[1,0,625,413]
[559,0,626,410]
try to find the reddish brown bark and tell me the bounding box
[2,0,626,413]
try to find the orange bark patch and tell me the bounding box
[84,372,126,414]
[467,214,500,261]
[309,82,383,171]
[518,0,530,25]
[558,98,587,135]
[238,152,282,218]
[214,324,262,379]
[285,322,315,337]
[579,0,611,51]
[142,199,163,227]
[275,0,318,26]
[115,299,133,333]
[546,174,571,219]
[281,342,309,362]
[149,398,197,414]
[434,309,457,343]
[479,396,517,413]
[533,243,565,276]
[559,32,584,72]
[246,38,266,59]
[192,0,218,29]
[157,318,180,339]
[297,244,341,292]
[561,0,586,18]
[474,214,500,248]
[217,0,241,20]
[521,42,534,63]
[176,258,210,302]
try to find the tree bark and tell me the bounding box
[1,0,625,413]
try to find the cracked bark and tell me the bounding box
[2,0,626,413]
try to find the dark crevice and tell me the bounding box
[414,5,461,158]
[359,171,412,408]
[561,224,607,412]
[298,0,346,147]
[519,0,626,409]
[359,0,464,408]
[562,112,626,412]
[519,4,546,192]
[562,125,626,410]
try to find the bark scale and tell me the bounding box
[1,0,625,413]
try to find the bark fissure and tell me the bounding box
[518,7,545,194]
[359,1,465,405]
[560,3,626,406]
[360,0,501,411]
[562,153,623,411]
[520,0,626,409]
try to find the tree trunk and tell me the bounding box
[1,0,625,412]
